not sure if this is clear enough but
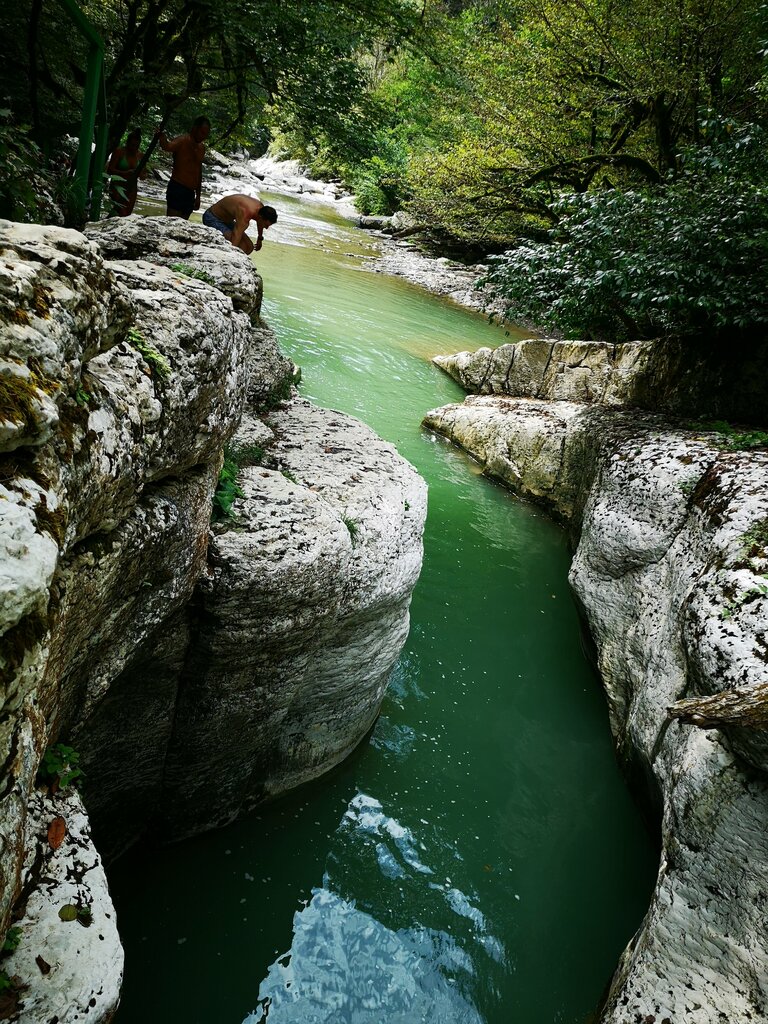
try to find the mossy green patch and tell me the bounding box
[170,263,217,286]
[127,326,171,382]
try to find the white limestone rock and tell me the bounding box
[422,395,591,520]
[1,787,122,1024]
[0,483,58,637]
[159,398,427,838]
[85,215,263,317]
[434,338,660,406]
[0,216,253,954]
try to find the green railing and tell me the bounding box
[56,0,109,219]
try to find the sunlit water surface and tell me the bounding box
[110,193,657,1024]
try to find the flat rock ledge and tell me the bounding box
[435,335,768,423]
[424,393,768,1022]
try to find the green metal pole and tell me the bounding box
[91,75,110,218]
[55,0,107,220]
[72,42,101,217]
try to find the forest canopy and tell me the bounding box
[1,0,766,340]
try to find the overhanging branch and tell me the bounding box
[667,682,768,730]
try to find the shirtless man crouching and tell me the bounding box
[202,194,278,254]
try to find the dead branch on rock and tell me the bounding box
[668,682,768,730]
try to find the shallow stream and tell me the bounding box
[109,194,657,1024]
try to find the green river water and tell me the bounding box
[109,194,657,1023]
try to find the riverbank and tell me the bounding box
[424,344,768,1022]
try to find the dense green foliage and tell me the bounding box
[1,0,420,156]
[482,125,768,339]
[2,0,765,341]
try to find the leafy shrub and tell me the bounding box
[349,143,409,216]
[37,743,84,791]
[484,123,768,341]
[0,114,50,223]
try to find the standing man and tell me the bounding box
[202,194,278,254]
[155,116,210,219]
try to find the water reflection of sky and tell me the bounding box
[245,889,483,1024]
[244,788,499,1024]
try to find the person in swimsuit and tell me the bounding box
[106,129,145,216]
[155,116,211,218]
[202,194,278,254]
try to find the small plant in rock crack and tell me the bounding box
[37,743,84,793]
[678,478,698,497]
[281,468,298,484]
[227,442,265,467]
[342,514,359,544]
[170,263,217,286]
[74,388,91,406]
[212,454,245,521]
[127,326,171,381]
[1,929,21,957]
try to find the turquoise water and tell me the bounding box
[110,194,657,1024]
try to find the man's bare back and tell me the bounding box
[203,194,278,254]
[156,116,210,218]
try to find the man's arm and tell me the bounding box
[155,129,181,153]
[194,144,205,210]
[230,201,249,247]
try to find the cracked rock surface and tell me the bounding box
[1,788,122,1024]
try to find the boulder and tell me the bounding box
[85,215,263,317]
[157,398,427,838]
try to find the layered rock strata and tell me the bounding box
[425,360,768,1021]
[0,216,426,1022]
[435,336,768,425]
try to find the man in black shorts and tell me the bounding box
[155,116,210,218]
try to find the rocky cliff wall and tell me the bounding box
[0,216,426,1023]
[425,352,768,1020]
[435,335,768,424]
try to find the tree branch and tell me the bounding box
[668,682,768,730]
